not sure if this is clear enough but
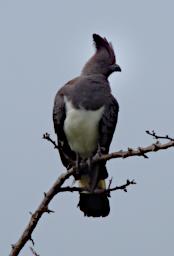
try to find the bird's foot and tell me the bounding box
[94,144,105,159]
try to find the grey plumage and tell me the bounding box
[53,34,120,217]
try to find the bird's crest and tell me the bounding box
[93,34,116,65]
[81,33,118,76]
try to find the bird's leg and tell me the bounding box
[75,153,81,178]
[88,145,105,192]
[89,164,100,193]
[86,156,92,172]
[94,144,105,159]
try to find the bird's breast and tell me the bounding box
[64,98,104,158]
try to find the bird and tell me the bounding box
[53,33,121,217]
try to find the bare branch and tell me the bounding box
[43,133,58,149]
[10,132,174,255]
[43,133,74,165]
[58,179,136,194]
[30,236,35,246]
[108,179,136,193]
[96,139,174,162]
[9,168,75,256]
[146,130,174,141]
[29,246,40,256]
[43,132,174,162]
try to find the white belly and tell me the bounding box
[64,99,104,158]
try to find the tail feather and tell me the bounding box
[78,193,110,217]
[78,169,110,217]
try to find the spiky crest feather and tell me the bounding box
[93,34,116,65]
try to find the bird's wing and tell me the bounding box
[53,88,76,169]
[99,94,119,154]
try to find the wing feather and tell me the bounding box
[53,91,76,169]
[99,95,119,154]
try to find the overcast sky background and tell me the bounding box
[1,0,174,255]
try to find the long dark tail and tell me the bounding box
[78,193,110,217]
[78,164,110,217]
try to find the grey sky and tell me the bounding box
[0,0,174,255]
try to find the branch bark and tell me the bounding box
[9,132,174,256]
[59,179,136,194]
[96,139,174,162]
[9,169,75,256]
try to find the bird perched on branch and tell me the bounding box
[53,34,121,217]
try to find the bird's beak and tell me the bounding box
[113,64,121,72]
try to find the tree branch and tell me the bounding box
[9,168,75,256]
[43,132,174,162]
[10,132,174,256]
[43,133,74,165]
[96,140,174,162]
[58,179,136,194]
[146,130,174,141]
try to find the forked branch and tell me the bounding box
[9,131,174,256]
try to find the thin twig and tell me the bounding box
[29,246,40,256]
[146,130,174,141]
[108,179,136,193]
[58,179,136,194]
[43,133,74,165]
[43,133,58,149]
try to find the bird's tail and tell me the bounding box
[78,174,110,217]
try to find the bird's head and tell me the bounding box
[82,34,121,77]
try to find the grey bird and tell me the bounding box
[53,34,121,217]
